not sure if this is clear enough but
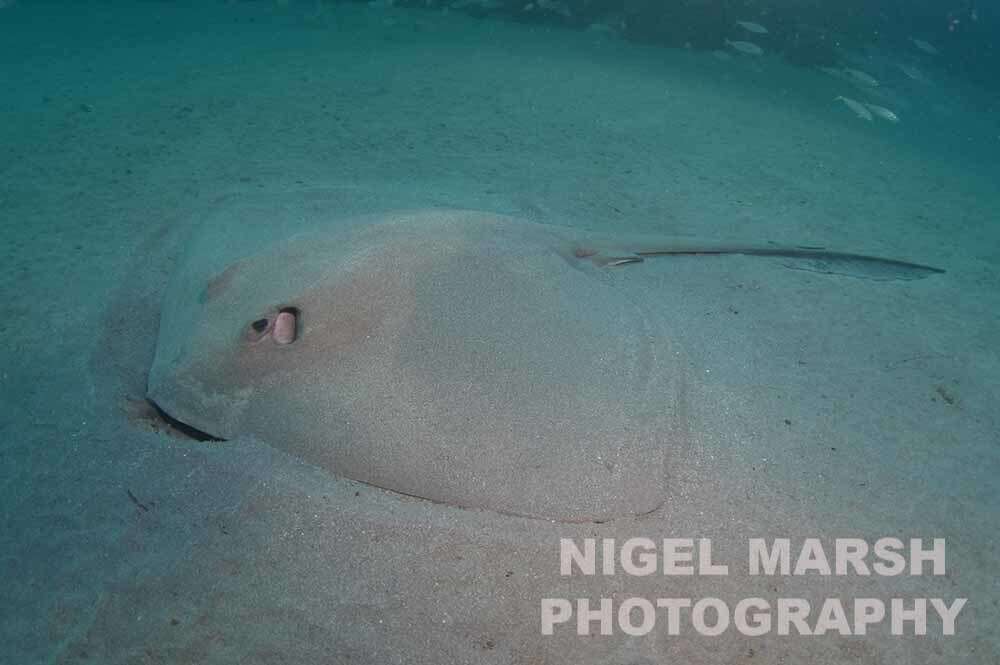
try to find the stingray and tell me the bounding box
[147,193,943,523]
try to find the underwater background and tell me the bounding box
[2,1,998,663]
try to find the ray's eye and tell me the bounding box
[245,307,298,345]
[246,317,272,343]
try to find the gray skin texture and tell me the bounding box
[148,191,942,523]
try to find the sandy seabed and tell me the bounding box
[1,1,998,663]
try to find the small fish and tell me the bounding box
[725,39,764,56]
[736,21,768,34]
[711,49,733,61]
[835,96,873,121]
[842,68,879,87]
[898,64,928,82]
[864,103,900,123]
[586,22,615,35]
[910,37,938,55]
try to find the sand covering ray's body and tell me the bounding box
[148,190,942,522]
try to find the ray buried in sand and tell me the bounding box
[150,197,944,525]
[540,596,967,637]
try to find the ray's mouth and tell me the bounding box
[130,397,224,442]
